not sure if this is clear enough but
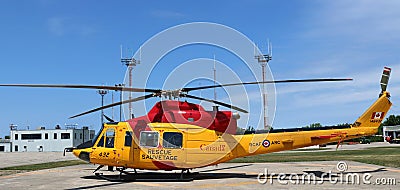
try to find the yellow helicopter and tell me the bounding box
[0,67,392,181]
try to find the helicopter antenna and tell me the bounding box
[254,40,272,130]
[120,45,140,120]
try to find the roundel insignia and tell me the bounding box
[262,140,270,148]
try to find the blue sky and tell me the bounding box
[0,1,399,137]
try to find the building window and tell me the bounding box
[140,131,159,148]
[74,133,77,139]
[54,133,57,139]
[163,132,183,149]
[80,133,82,139]
[45,133,48,139]
[15,134,18,140]
[0,146,4,152]
[61,133,70,139]
[15,145,18,152]
[21,134,42,140]
[90,133,94,139]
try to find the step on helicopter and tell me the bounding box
[0,67,392,181]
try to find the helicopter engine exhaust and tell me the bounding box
[232,112,240,120]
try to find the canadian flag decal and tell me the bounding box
[371,112,385,120]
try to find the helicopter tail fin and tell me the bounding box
[353,67,392,130]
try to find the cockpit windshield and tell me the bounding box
[92,125,104,144]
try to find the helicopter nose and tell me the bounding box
[73,148,91,162]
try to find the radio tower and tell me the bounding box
[120,45,140,120]
[255,41,272,130]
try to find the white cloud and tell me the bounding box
[306,0,400,43]
[272,0,400,127]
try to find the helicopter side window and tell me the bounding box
[105,129,115,148]
[139,131,159,148]
[124,131,133,147]
[163,132,183,149]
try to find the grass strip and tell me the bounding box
[229,147,400,168]
[0,160,87,171]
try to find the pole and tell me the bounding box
[98,90,108,125]
[128,66,133,119]
[120,88,122,121]
[213,55,217,102]
[115,84,124,121]
[255,41,272,130]
[261,63,268,130]
[120,47,139,120]
[111,91,114,120]
[101,94,104,124]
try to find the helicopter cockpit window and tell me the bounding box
[96,136,104,147]
[124,131,133,147]
[105,129,115,148]
[139,131,159,148]
[163,132,183,149]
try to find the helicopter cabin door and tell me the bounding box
[114,124,133,167]
[136,129,186,170]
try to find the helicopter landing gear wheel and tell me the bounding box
[94,168,195,182]
[180,169,192,180]
[94,167,132,182]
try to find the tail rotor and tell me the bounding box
[380,67,391,96]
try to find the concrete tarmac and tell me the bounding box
[0,161,399,190]
[0,152,76,168]
[0,143,399,189]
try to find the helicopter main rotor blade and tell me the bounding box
[0,84,160,93]
[181,78,352,92]
[183,94,248,113]
[69,94,155,119]
[0,78,352,93]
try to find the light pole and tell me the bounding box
[97,89,108,124]
[255,42,272,130]
[115,84,125,121]
[120,46,140,120]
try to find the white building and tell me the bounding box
[10,126,95,152]
[383,125,400,142]
[0,139,11,152]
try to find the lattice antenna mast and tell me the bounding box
[254,40,272,130]
[120,45,140,120]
